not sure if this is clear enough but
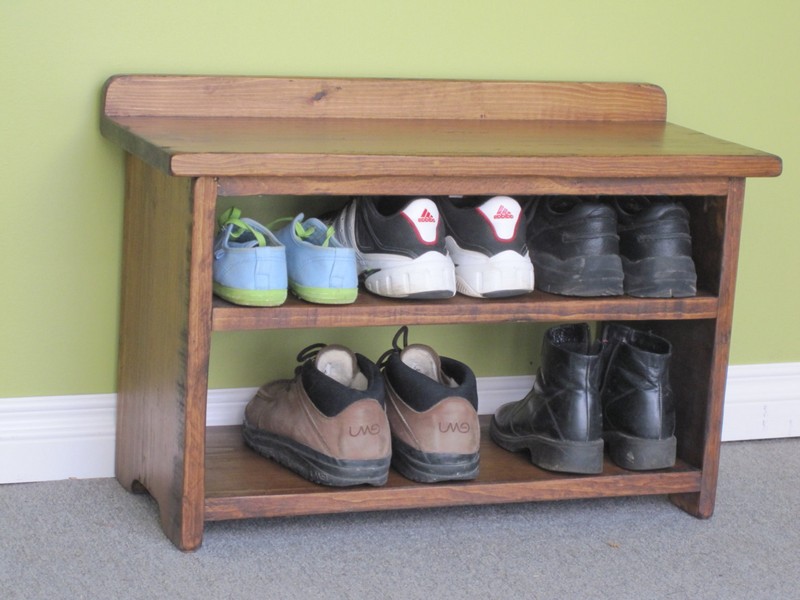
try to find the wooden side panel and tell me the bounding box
[103,75,667,122]
[667,179,746,518]
[646,319,714,475]
[686,196,727,296]
[115,155,215,551]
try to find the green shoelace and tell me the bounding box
[268,216,336,248]
[219,207,267,247]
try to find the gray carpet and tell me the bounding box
[2,439,799,600]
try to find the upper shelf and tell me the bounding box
[100,75,782,180]
[211,291,719,331]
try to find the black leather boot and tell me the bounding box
[490,323,603,474]
[599,323,677,470]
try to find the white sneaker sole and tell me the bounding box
[447,242,534,298]
[361,251,456,299]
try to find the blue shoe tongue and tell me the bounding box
[299,218,337,247]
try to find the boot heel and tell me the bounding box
[605,431,676,470]
[527,437,604,475]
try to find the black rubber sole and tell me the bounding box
[481,288,533,299]
[533,253,624,297]
[391,437,479,483]
[604,431,677,470]
[243,421,390,487]
[405,289,457,300]
[489,417,603,474]
[622,256,697,298]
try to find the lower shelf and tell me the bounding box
[203,418,702,521]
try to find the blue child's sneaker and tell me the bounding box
[213,207,288,306]
[273,213,358,304]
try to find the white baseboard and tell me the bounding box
[0,394,117,484]
[1,363,798,484]
[718,363,800,441]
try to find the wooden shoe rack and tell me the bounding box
[100,76,781,550]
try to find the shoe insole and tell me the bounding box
[315,345,368,390]
[401,345,441,382]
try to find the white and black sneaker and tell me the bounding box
[437,196,534,298]
[328,197,456,299]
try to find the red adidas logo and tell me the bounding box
[493,205,515,219]
[418,208,436,223]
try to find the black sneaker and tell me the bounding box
[379,327,480,483]
[525,197,624,296]
[437,196,534,298]
[328,197,456,299]
[614,197,697,298]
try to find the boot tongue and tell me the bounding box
[400,344,453,386]
[314,345,364,389]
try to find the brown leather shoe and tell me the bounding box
[380,327,480,482]
[243,343,391,487]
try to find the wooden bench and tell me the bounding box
[101,75,781,550]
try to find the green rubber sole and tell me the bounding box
[290,283,358,304]
[213,283,287,307]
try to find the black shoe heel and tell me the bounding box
[605,431,677,470]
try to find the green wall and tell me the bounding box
[1,0,797,397]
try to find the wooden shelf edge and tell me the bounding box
[204,470,702,522]
[211,292,719,331]
[217,175,733,197]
